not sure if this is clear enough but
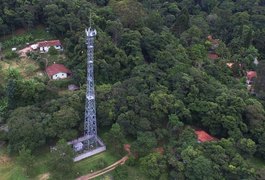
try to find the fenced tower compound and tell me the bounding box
[68,27,106,162]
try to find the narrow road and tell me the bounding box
[75,155,128,180]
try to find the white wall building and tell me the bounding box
[38,40,63,53]
[45,64,71,80]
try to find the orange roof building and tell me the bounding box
[195,130,216,143]
[246,71,257,81]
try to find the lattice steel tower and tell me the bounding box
[67,25,106,162]
[84,27,97,138]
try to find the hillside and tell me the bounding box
[1,0,265,179]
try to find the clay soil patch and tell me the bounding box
[0,155,11,165]
[38,173,50,180]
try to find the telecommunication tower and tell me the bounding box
[84,27,97,138]
[68,25,106,162]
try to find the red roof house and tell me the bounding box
[38,40,62,53]
[45,64,71,80]
[195,130,216,143]
[247,71,257,81]
[38,40,61,47]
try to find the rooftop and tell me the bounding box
[247,71,257,80]
[195,130,216,143]
[45,64,71,77]
[38,40,61,47]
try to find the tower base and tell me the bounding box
[68,135,106,162]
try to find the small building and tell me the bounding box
[207,35,220,60]
[73,142,84,152]
[45,64,71,80]
[246,71,257,85]
[195,130,216,143]
[207,35,220,50]
[38,40,62,53]
[246,71,257,94]
[68,84,80,91]
[30,44,38,50]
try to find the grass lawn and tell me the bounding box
[74,150,119,177]
[0,58,42,79]
[0,144,119,180]
[95,166,150,180]
[0,146,28,180]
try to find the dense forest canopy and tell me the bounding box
[1,0,265,179]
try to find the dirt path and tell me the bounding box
[38,173,50,180]
[76,156,128,180]
[76,144,131,180]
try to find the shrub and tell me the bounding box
[5,50,18,59]
[25,64,36,76]
[3,34,33,48]
[6,67,21,79]
[39,61,46,70]
[48,79,71,89]
[49,46,58,55]
[0,131,8,141]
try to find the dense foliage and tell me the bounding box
[1,0,265,179]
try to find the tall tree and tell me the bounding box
[7,106,47,152]
[105,123,126,156]
[48,139,75,180]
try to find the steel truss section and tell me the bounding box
[68,28,106,162]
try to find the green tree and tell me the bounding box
[180,26,203,46]
[237,138,256,157]
[105,123,126,156]
[113,165,128,180]
[48,46,58,55]
[254,61,265,99]
[109,0,146,28]
[131,132,157,157]
[172,8,190,35]
[185,155,216,180]
[48,139,74,180]
[7,106,47,152]
[189,44,207,68]
[167,114,184,135]
[47,106,80,140]
[6,79,16,109]
[139,153,166,178]
[258,133,265,159]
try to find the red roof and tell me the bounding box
[208,53,219,60]
[195,130,216,142]
[247,71,257,80]
[45,64,71,76]
[38,40,61,47]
